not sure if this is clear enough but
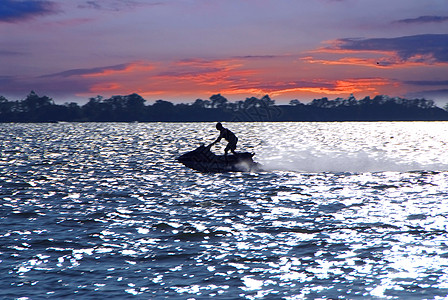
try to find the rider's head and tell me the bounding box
[216,122,223,130]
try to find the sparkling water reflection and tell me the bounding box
[1,122,448,299]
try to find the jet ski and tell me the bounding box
[177,145,262,173]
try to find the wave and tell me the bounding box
[258,148,448,173]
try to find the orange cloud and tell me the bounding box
[89,82,122,93]
[302,56,389,68]
[82,61,155,78]
[310,46,395,56]
[72,55,404,102]
[174,58,242,68]
[272,78,393,97]
[201,77,397,100]
[302,54,447,69]
[154,58,257,88]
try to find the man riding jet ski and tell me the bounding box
[210,122,238,156]
[177,123,261,173]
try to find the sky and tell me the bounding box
[1,0,448,105]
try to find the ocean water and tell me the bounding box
[1,122,448,299]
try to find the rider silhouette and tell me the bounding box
[210,122,238,155]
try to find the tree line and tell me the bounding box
[1,91,447,122]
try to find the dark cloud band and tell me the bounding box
[395,15,448,24]
[0,0,56,22]
[41,63,130,78]
[405,80,448,86]
[77,0,163,12]
[334,34,448,63]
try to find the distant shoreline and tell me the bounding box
[1,92,448,123]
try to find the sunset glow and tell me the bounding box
[1,0,447,104]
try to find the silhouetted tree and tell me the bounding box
[0,95,13,119]
[153,99,174,110]
[260,95,275,106]
[149,100,175,121]
[126,93,146,110]
[310,97,330,108]
[444,103,448,111]
[192,98,209,108]
[210,94,228,109]
[22,91,54,112]
[82,95,106,121]
[289,99,302,106]
[63,102,83,121]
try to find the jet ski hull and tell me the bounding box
[177,145,262,173]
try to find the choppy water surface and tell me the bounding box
[2,122,448,299]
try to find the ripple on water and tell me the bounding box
[1,122,448,298]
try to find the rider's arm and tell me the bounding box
[211,131,223,145]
